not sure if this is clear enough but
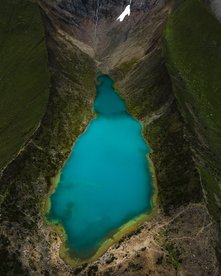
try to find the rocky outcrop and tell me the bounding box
[211,0,221,21]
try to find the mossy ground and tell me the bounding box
[165,0,221,225]
[165,0,221,155]
[0,0,50,170]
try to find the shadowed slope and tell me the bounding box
[0,0,50,171]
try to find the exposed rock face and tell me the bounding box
[0,0,221,275]
[211,0,221,21]
[39,0,166,63]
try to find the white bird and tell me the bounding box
[116,5,131,22]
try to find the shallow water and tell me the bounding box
[48,75,153,259]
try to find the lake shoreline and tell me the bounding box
[43,74,159,267]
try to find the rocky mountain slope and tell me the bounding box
[0,0,221,275]
[165,0,221,245]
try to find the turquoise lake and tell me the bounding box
[48,75,153,259]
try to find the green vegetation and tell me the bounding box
[165,242,181,272]
[198,166,221,221]
[156,230,181,273]
[0,0,50,170]
[116,49,202,211]
[165,0,221,223]
[144,103,202,209]
[165,0,221,152]
[0,17,96,273]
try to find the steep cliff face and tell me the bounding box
[0,0,221,275]
[39,0,166,68]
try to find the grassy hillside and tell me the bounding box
[165,0,221,222]
[0,0,50,170]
